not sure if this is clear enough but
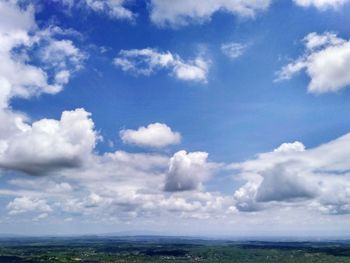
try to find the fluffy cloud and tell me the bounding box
[120,123,181,148]
[221,42,247,59]
[4,132,350,226]
[293,0,350,9]
[0,1,52,99]
[114,48,209,83]
[40,39,86,86]
[2,148,232,223]
[276,32,350,93]
[0,109,97,175]
[231,133,350,214]
[0,1,85,101]
[164,150,216,192]
[0,1,91,176]
[7,196,52,215]
[149,0,271,27]
[274,141,305,153]
[255,164,317,202]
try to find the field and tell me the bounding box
[0,237,350,262]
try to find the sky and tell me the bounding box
[0,0,350,237]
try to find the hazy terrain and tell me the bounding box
[0,236,350,262]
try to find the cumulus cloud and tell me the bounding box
[0,109,97,175]
[164,150,216,192]
[40,39,86,86]
[120,123,181,148]
[293,0,350,9]
[1,147,232,223]
[0,1,91,176]
[7,196,52,215]
[5,132,349,226]
[256,163,318,202]
[149,0,271,27]
[221,42,247,59]
[0,1,85,101]
[233,181,261,212]
[274,141,305,153]
[231,134,350,214]
[0,1,52,99]
[114,48,209,83]
[276,32,350,93]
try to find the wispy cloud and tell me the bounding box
[114,48,209,83]
[221,42,248,59]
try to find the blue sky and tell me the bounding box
[1,0,350,236]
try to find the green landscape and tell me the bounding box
[0,237,350,262]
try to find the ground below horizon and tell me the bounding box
[0,237,350,262]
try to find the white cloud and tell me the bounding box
[274,141,305,153]
[33,213,49,221]
[164,150,216,192]
[53,0,134,20]
[9,179,73,194]
[82,0,134,20]
[231,133,350,214]
[114,48,209,83]
[31,148,228,221]
[293,0,350,9]
[0,76,31,142]
[149,0,271,27]
[7,196,52,215]
[4,130,349,228]
[0,1,85,102]
[40,39,86,85]
[101,150,169,172]
[0,149,230,222]
[0,1,90,176]
[221,42,247,59]
[276,32,350,93]
[233,181,260,212]
[0,108,97,175]
[0,1,51,99]
[120,123,181,148]
[0,1,35,39]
